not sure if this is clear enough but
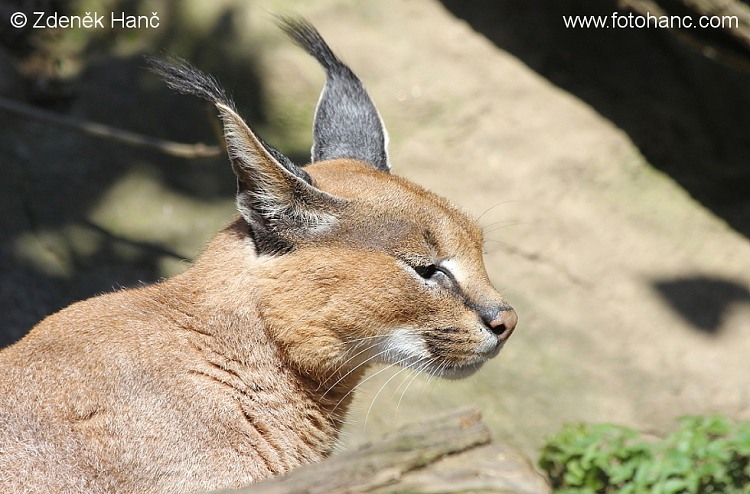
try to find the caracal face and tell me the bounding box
[257,158,517,382]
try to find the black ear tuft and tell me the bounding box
[149,55,347,255]
[146,56,235,111]
[277,18,391,173]
[146,56,312,185]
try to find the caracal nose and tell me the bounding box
[483,306,518,341]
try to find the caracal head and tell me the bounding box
[267,159,517,381]
[150,18,516,383]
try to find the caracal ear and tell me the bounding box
[148,57,347,254]
[279,17,391,173]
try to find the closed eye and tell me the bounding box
[413,264,438,279]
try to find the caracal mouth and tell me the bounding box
[424,344,506,380]
[432,359,487,380]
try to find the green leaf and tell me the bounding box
[538,414,750,494]
[660,477,687,494]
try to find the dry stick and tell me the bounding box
[214,407,491,494]
[0,96,222,159]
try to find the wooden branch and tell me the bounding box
[214,407,550,494]
[369,443,551,494]
[218,407,488,494]
[0,96,222,159]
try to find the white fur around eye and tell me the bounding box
[439,259,465,284]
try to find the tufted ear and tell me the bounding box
[279,18,391,173]
[148,57,347,255]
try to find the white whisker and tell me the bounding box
[475,200,519,224]
[321,346,393,402]
[317,337,386,391]
[328,352,416,420]
[363,363,413,429]
[394,357,439,416]
[482,221,521,235]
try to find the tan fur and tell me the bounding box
[0,28,516,494]
[0,158,515,493]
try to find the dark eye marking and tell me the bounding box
[413,264,438,279]
[422,229,438,249]
[412,263,458,287]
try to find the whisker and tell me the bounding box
[481,219,517,230]
[364,363,413,429]
[391,364,417,398]
[328,353,415,420]
[342,334,392,343]
[482,221,522,235]
[395,357,439,416]
[393,367,419,417]
[391,356,433,398]
[474,200,520,224]
[482,238,513,255]
[321,346,392,402]
[316,337,386,391]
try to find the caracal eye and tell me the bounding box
[413,264,438,279]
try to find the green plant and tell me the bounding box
[539,415,750,494]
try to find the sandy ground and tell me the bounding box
[1,0,749,460]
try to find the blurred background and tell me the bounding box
[1,0,749,458]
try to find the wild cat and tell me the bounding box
[0,18,517,494]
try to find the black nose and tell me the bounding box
[480,306,518,340]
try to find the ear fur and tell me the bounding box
[148,57,347,254]
[278,17,391,173]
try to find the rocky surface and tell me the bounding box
[1,0,749,478]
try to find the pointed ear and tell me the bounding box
[279,18,391,173]
[147,57,346,254]
[217,103,345,253]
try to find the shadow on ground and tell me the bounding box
[440,0,750,239]
[0,1,274,346]
[653,275,750,333]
